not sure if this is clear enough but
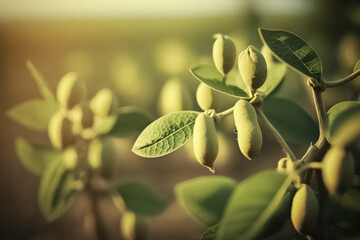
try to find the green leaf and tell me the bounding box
[114,181,166,216]
[38,157,76,222]
[326,103,360,146]
[258,63,287,97]
[263,97,318,144]
[354,59,360,72]
[15,138,62,175]
[132,111,200,157]
[190,65,249,98]
[175,176,237,227]
[201,223,222,240]
[217,170,291,240]
[259,28,322,80]
[108,106,153,138]
[325,101,360,144]
[333,189,360,212]
[26,60,56,101]
[7,99,58,131]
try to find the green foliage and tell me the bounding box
[259,28,322,80]
[326,102,360,145]
[201,223,222,240]
[258,62,287,97]
[190,65,249,98]
[108,106,153,138]
[263,97,318,144]
[175,176,236,227]
[7,99,59,131]
[26,60,56,101]
[38,157,76,222]
[114,181,166,216]
[15,138,62,175]
[217,170,290,240]
[132,111,200,157]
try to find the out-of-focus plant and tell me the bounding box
[133,30,360,239]
[7,61,167,240]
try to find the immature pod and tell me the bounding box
[234,100,262,160]
[88,138,116,178]
[322,147,355,195]
[57,72,86,109]
[238,45,267,91]
[193,113,218,173]
[291,184,319,236]
[71,103,94,132]
[90,88,118,118]
[196,83,215,111]
[63,147,78,169]
[212,34,236,75]
[261,45,279,67]
[48,111,74,150]
[158,77,193,115]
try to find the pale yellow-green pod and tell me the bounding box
[212,34,236,75]
[322,147,354,195]
[234,100,262,160]
[71,103,94,133]
[63,147,78,169]
[90,88,118,118]
[238,45,267,91]
[196,83,215,111]
[291,184,319,236]
[48,111,74,150]
[120,211,147,240]
[88,138,116,178]
[57,72,86,109]
[193,113,218,173]
[157,77,193,115]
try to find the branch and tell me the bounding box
[324,70,360,88]
[256,107,297,162]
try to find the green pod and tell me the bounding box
[238,45,267,91]
[261,45,279,67]
[322,147,354,195]
[88,138,116,179]
[71,103,94,132]
[196,83,215,111]
[48,111,74,150]
[193,113,218,173]
[157,77,192,115]
[212,34,236,75]
[57,72,86,109]
[90,88,118,118]
[291,184,319,236]
[234,100,262,160]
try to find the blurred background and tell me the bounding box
[0,0,359,239]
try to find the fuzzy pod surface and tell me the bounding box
[234,100,262,160]
[57,72,86,109]
[238,45,267,91]
[291,184,319,236]
[322,147,355,195]
[196,83,215,111]
[48,111,74,150]
[193,113,218,172]
[212,34,236,75]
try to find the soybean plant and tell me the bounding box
[7,62,167,240]
[133,30,360,239]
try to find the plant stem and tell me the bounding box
[217,106,234,119]
[86,176,109,240]
[324,70,360,88]
[311,88,326,145]
[256,107,297,162]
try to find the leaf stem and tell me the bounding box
[324,70,360,88]
[256,107,297,162]
[311,87,326,145]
